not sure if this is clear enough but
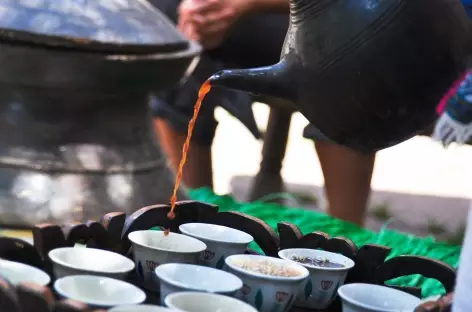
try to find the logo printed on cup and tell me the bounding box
[202,250,215,260]
[146,260,159,271]
[276,291,291,303]
[241,284,252,295]
[321,280,333,291]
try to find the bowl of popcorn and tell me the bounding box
[224,254,309,312]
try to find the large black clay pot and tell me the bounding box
[0,0,201,227]
[210,0,472,152]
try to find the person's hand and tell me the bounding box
[177,0,252,49]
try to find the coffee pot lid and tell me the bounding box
[0,0,189,54]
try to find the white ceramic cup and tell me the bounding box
[165,291,258,312]
[109,304,180,312]
[225,254,309,312]
[48,247,135,280]
[278,248,355,310]
[179,223,253,269]
[54,275,146,309]
[0,259,50,286]
[337,283,421,312]
[128,230,207,291]
[154,263,243,305]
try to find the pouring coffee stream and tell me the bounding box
[208,0,472,152]
[167,80,212,226]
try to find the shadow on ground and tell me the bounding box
[230,175,469,244]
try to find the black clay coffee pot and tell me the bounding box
[210,0,472,152]
[0,0,201,227]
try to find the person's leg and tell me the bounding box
[304,125,375,226]
[153,118,214,189]
[149,64,220,189]
[315,142,375,226]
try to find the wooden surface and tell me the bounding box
[0,200,455,312]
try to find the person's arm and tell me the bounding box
[178,0,289,49]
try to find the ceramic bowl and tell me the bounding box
[179,223,253,269]
[0,259,50,286]
[225,254,309,312]
[338,283,422,312]
[48,247,135,280]
[165,291,258,312]
[155,263,243,305]
[278,248,355,309]
[128,230,207,291]
[109,305,179,311]
[54,275,146,309]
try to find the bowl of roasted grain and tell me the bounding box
[224,254,309,312]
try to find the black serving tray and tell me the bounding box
[0,200,454,312]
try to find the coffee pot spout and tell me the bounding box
[209,61,295,102]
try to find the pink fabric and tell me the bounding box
[437,71,470,114]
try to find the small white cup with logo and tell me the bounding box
[128,230,207,291]
[278,248,355,310]
[179,223,253,269]
[224,254,309,312]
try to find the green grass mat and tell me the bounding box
[188,187,461,297]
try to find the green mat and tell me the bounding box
[189,187,461,297]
